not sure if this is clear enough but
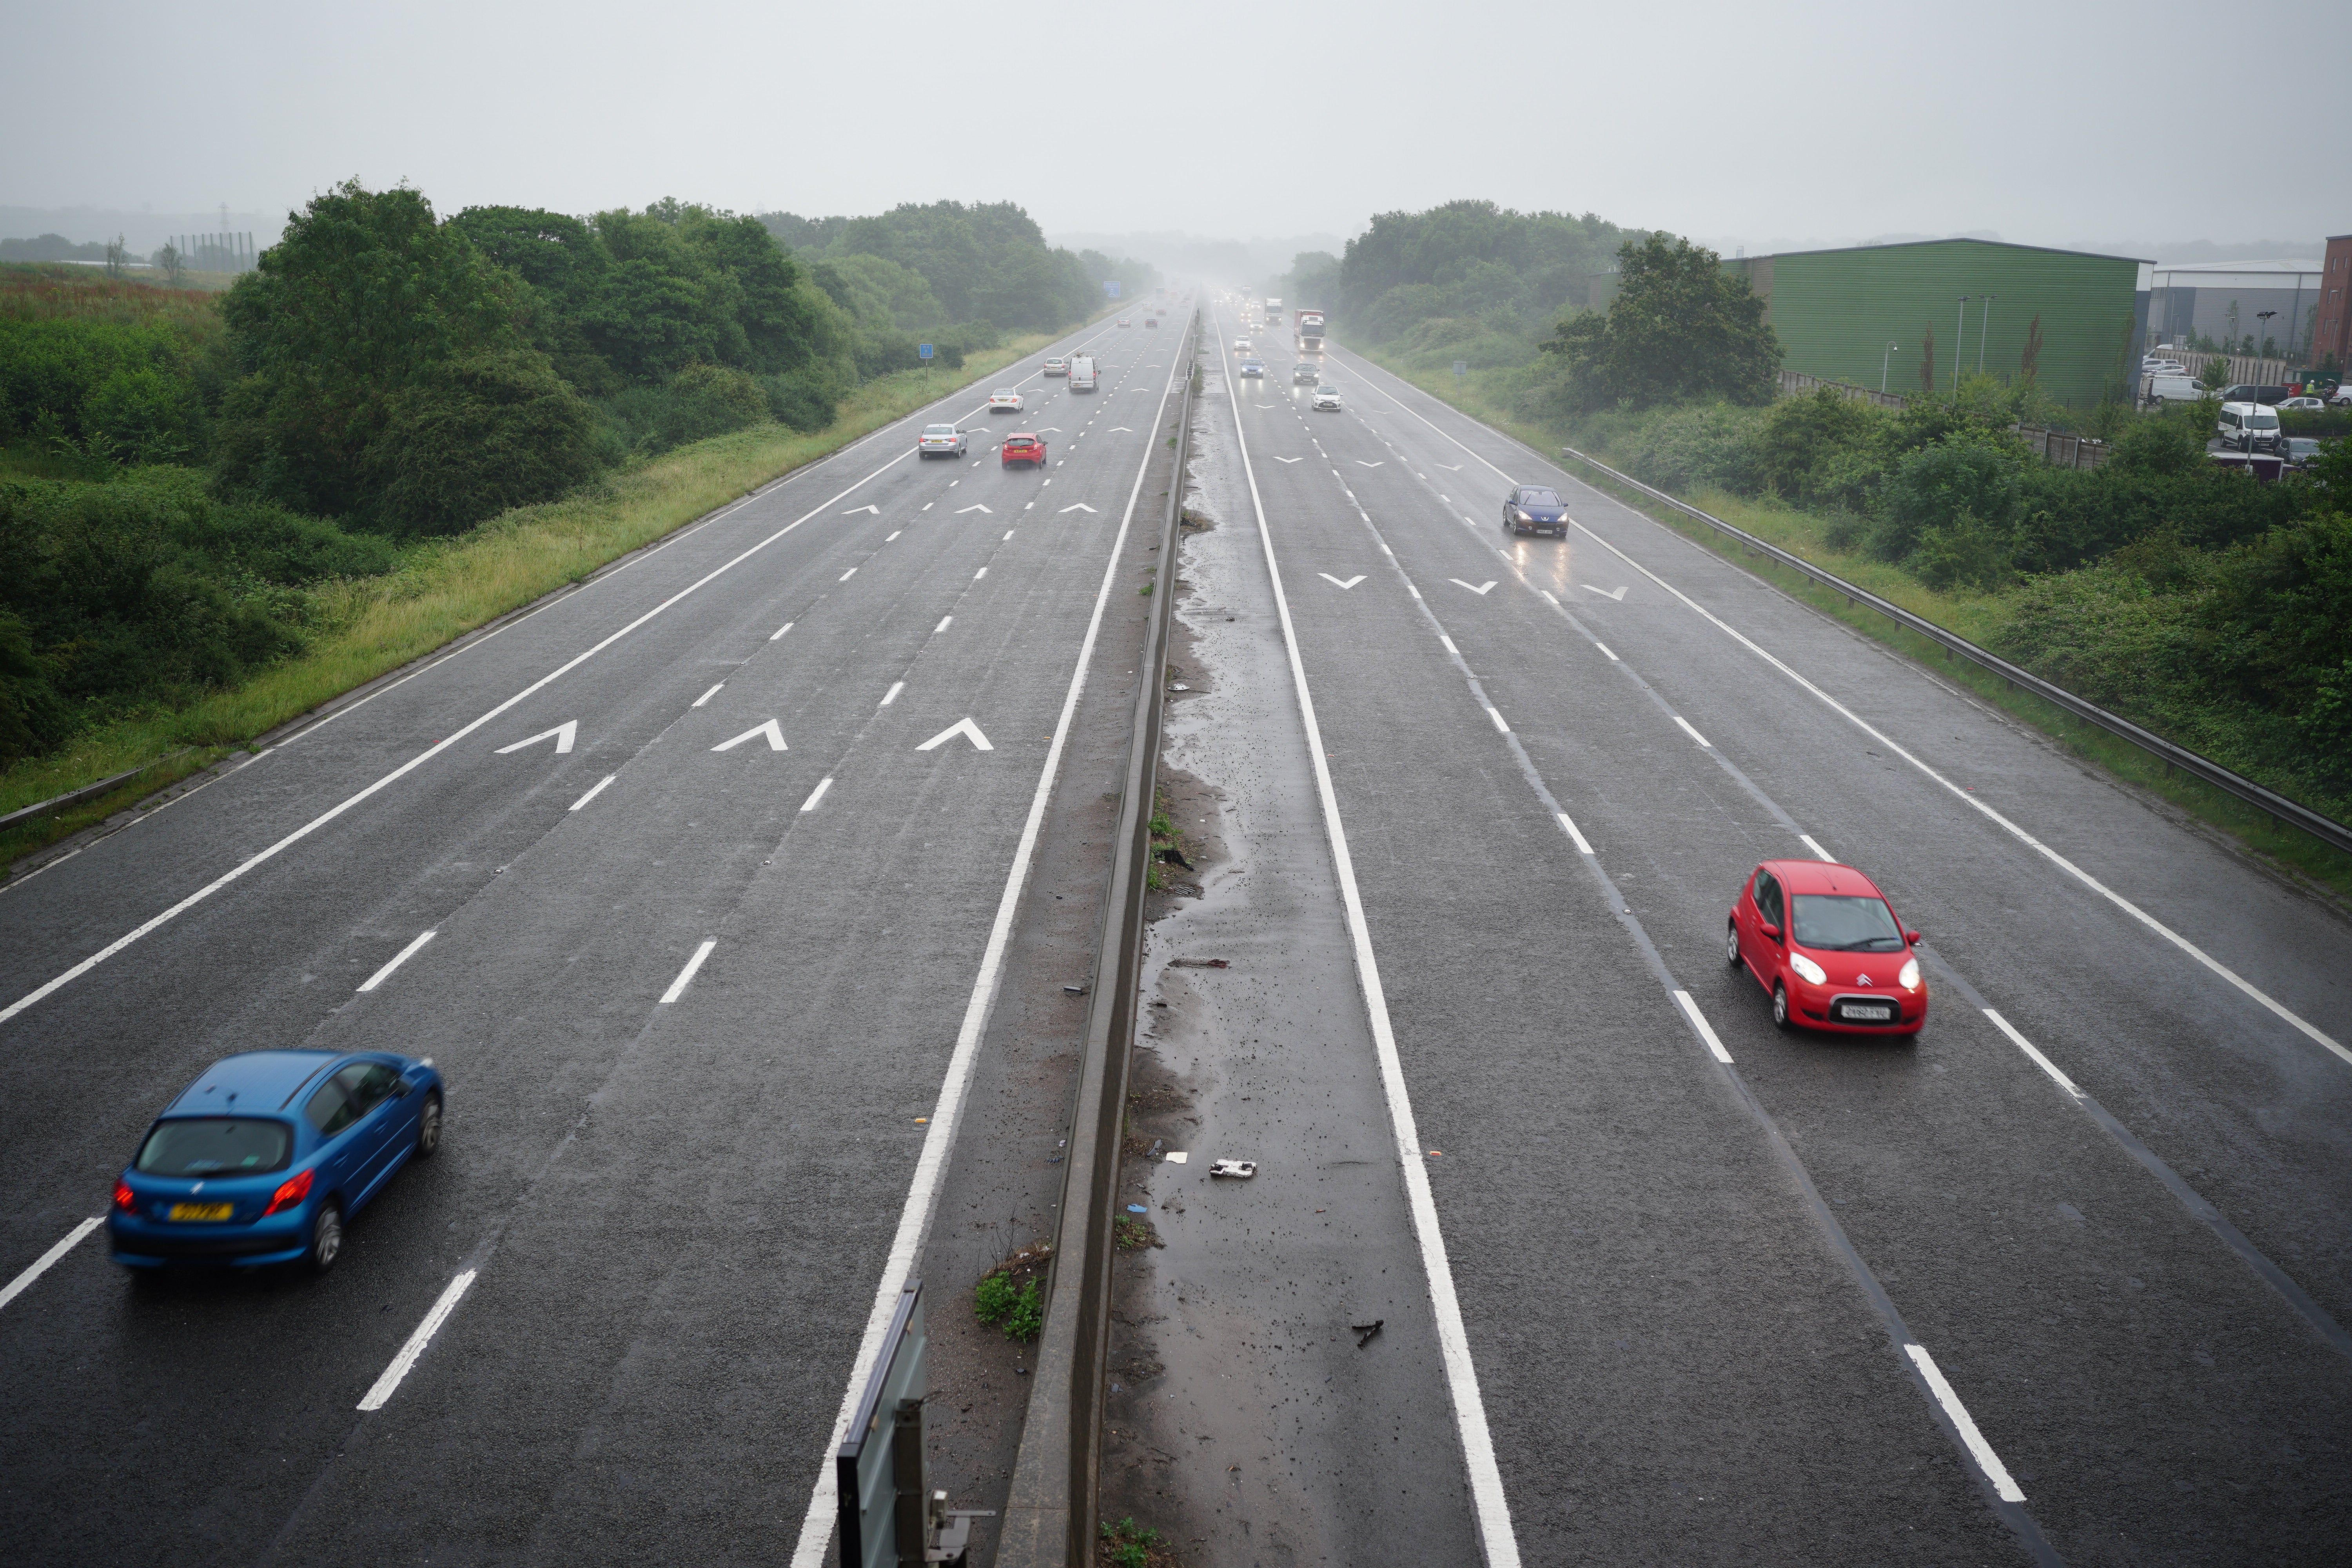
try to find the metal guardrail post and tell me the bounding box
[995,310,1199,1567]
[1558,445,2352,858]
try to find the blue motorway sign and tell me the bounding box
[918,343,933,360]
[1104,281,1121,298]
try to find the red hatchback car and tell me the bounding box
[1728,859,1926,1034]
[1000,432,1047,469]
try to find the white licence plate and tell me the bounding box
[1845,1003,1893,1021]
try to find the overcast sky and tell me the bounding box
[4,0,2341,263]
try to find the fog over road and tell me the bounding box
[5,291,2349,1567]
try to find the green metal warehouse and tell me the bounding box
[1590,238,2152,408]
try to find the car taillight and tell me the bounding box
[264,1168,313,1216]
[113,1179,136,1214]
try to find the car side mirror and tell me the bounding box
[390,1078,412,1097]
[1760,922,1782,941]
[1907,930,1921,946]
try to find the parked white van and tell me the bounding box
[2216,401,2283,453]
[2145,375,2203,403]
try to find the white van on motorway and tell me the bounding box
[1067,355,1098,392]
[2216,400,2282,452]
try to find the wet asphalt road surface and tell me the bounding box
[0,309,1194,1565]
[1093,302,2351,1566]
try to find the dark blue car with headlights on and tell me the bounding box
[109,1050,444,1275]
[1503,484,1568,537]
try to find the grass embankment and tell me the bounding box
[0,328,1070,868]
[1354,340,2352,900]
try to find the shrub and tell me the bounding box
[363,350,603,535]
[1875,432,2023,561]
[973,1272,1044,1341]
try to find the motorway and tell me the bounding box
[0,309,1192,1564]
[1094,299,2352,1564]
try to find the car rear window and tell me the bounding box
[1791,894,1906,952]
[136,1116,293,1176]
[924,425,956,434]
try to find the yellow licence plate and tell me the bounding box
[169,1201,234,1221]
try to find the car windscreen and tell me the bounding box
[136,1116,293,1177]
[1521,489,1561,507]
[1790,894,1907,953]
[2250,413,2278,428]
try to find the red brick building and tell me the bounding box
[2318,235,2352,372]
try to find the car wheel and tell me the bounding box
[306,1201,345,1275]
[1771,982,1794,1031]
[1727,922,1742,967]
[414,1091,443,1158]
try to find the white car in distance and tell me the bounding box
[1233,336,1252,351]
[987,388,1025,414]
[1312,385,1344,411]
[918,423,969,458]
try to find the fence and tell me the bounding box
[2013,425,2110,470]
[1778,368,1909,408]
[2145,346,2308,387]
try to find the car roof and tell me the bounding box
[1763,859,1886,898]
[165,1050,342,1116]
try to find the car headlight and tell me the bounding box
[1898,957,1920,990]
[1512,509,1530,521]
[1789,953,1827,985]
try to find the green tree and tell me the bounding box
[216,180,527,515]
[363,350,603,535]
[1536,234,1781,413]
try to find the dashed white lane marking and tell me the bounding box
[1798,832,1830,859]
[799,777,834,813]
[659,940,717,1003]
[1555,811,1595,855]
[356,930,437,993]
[768,621,794,641]
[886,530,901,542]
[839,568,857,581]
[1673,715,1712,748]
[357,1269,477,1410]
[496,720,577,755]
[1983,1009,2086,1100]
[880,681,905,708]
[922,502,934,511]
[1485,707,1511,735]
[711,720,787,753]
[974,567,988,579]
[1673,991,1735,1064]
[0,1218,103,1313]
[569,774,617,812]
[1905,1343,2028,1502]
[934,615,953,635]
[1593,641,1619,661]
[1004,530,1016,541]
[693,682,725,707]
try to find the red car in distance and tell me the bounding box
[1000,432,1047,469]
[1728,859,1925,1034]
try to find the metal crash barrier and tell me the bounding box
[836,1281,991,1567]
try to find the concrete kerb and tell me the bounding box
[995,312,1198,1567]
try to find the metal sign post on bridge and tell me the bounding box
[835,1281,991,1567]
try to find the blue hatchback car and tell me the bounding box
[1503,484,1569,537]
[109,1051,445,1274]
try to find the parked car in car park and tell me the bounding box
[2283,436,2326,468]
[2217,383,2290,406]
[1729,861,1925,1035]
[919,423,969,458]
[2145,375,2204,403]
[2328,385,2352,407]
[2278,395,2328,412]
[2217,400,2284,452]
[109,1050,446,1274]
[1000,432,1047,468]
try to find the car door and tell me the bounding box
[306,1063,400,1206]
[1742,869,1784,987]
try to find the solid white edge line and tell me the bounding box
[1983,1008,2086,1100]
[1560,515,2352,1072]
[785,325,1189,1568]
[1222,305,1521,1568]
[569,774,617,812]
[0,1218,102,1312]
[1797,833,1829,859]
[1673,714,1711,748]
[356,929,437,994]
[357,1269,477,1411]
[770,621,794,641]
[1332,340,2350,1074]
[1673,990,1736,1065]
[1904,1342,2028,1502]
[0,444,919,1030]
[659,939,716,1005]
[799,777,834,813]
[1555,811,1594,856]
[1593,641,1618,661]
[1485,707,1510,735]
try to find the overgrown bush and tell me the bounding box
[364,350,603,535]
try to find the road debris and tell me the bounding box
[1209,1159,1256,1179]
[1165,1151,1188,1164]
[1352,1319,1384,1348]
[1168,957,1230,969]
[1063,984,1088,995]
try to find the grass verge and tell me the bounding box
[1355,342,2352,902]
[2,327,1079,872]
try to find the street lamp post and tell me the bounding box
[2256,310,2278,374]
[1881,341,1901,394]
[1978,295,1996,375]
[1955,297,1969,391]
